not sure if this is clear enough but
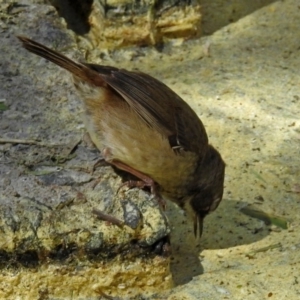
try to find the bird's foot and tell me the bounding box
[108,158,166,210]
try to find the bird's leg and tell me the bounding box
[102,148,166,209]
[114,160,156,192]
[113,160,166,210]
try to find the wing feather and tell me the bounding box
[87,64,208,153]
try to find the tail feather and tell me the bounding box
[17,36,104,86]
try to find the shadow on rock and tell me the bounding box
[200,199,272,250]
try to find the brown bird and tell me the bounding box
[18,36,225,237]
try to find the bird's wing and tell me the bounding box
[88,64,208,153]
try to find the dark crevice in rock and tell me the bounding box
[49,0,93,35]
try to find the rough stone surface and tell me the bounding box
[1,0,300,299]
[0,2,171,299]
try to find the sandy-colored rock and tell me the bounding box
[1,0,300,299]
[50,0,201,49]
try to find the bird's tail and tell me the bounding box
[17,36,104,86]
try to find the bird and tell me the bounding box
[17,36,225,237]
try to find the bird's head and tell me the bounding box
[185,145,225,237]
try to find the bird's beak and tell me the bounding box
[193,214,204,238]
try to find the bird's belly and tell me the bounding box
[83,95,198,198]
